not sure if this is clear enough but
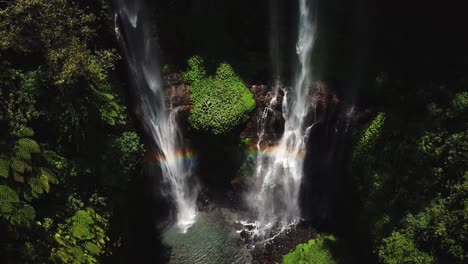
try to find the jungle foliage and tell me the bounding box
[349,76,467,263]
[0,0,143,263]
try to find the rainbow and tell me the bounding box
[243,144,306,160]
[144,144,306,166]
[145,148,197,165]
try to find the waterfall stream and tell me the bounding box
[246,0,317,240]
[114,0,197,233]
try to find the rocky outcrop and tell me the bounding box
[166,78,370,142]
[240,84,285,146]
[240,82,371,147]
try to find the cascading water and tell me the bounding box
[114,0,197,233]
[246,0,317,239]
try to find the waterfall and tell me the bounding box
[247,0,317,239]
[114,0,197,233]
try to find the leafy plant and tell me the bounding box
[351,112,386,167]
[348,77,468,263]
[184,56,256,135]
[283,235,341,264]
[378,232,434,264]
[51,206,109,264]
[180,55,206,84]
[101,131,144,192]
[111,132,144,176]
[0,185,35,226]
[0,127,61,200]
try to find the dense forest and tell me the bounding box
[0,0,466,264]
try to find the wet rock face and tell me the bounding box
[240,81,370,147]
[240,84,285,146]
[164,83,192,136]
[252,225,316,264]
[166,79,370,143]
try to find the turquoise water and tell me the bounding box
[162,211,252,264]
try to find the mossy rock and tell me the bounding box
[185,57,256,135]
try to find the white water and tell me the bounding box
[247,0,317,239]
[114,0,197,233]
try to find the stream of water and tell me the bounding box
[114,0,198,233]
[246,0,317,240]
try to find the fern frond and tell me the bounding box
[28,177,43,195]
[17,138,40,154]
[9,213,22,225]
[70,210,95,239]
[73,247,86,263]
[9,203,35,226]
[71,223,94,239]
[15,146,31,161]
[84,242,101,255]
[43,150,64,170]
[72,210,95,226]
[14,126,35,138]
[0,201,14,214]
[0,158,9,178]
[11,158,27,174]
[40,167,59,184]
[0,185,19,202]
[19,203,35,221]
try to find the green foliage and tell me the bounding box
[282,235,340,264]
[0,0,125,149]
[351,113,388,235]
[13,126,35,138]
[101,131,144,193]
[0,158,9,178]
[382,175,468,264]
[240,137,253,146]
[351,112,386,166]
[0,128,60,198]
[349,76,468,263]
[450,91,468,115]
[418,131,467,184]
[181,55,206,84]
[0,1,125,262]
[112,132,144,176]
[0,185,35,226]
[17,138,41,154]
[0,185,19,203]
[0,70,42,133]
[378,232,434,264]
[185,57,256,135]
[51,205,109,264]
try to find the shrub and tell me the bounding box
[111,131,144,176]
[351,112,386,167]
[378,232,434,264]
[184,57,256,135]
[50,197,110,264]
[282,235,340,264]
